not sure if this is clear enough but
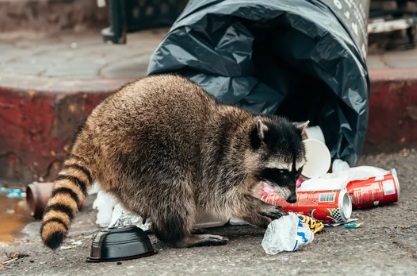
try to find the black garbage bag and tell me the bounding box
[147,0,370,166]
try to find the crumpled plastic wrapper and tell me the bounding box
[92,189,152,231]
[109,203,152,232]
[262,213,314,255]
[297,214,324,234]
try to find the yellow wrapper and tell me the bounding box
[296,214,325,234]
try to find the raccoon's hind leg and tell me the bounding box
[149,186,228,248]
[151,206,229,248]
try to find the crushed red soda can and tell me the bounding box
[297,166,401,209]
[260,187,352,224]
[346,169,400,209]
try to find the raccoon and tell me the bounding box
[40,74,307,249]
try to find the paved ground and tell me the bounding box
[0,28,167,92]
[0,0,107,33]
[1,143,416,275]
[0,29,417,89]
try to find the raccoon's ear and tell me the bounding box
[250,119,268,150]
[293,120,309,137]
[256,119,269,140]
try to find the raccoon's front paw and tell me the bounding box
[260,205,287,220]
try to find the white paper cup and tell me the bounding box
[304,126,326,143]
[302,138,331,179]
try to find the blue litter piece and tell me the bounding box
[6,188,25,198]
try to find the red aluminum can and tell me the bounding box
[346,169,400,209]
[261,189,352,224]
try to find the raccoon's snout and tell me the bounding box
[271,183,297,203]
[286,193,297,203]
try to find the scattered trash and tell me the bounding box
[257,164,400,233]
[89,164,398,256]
[324,218,359,227]
[25,181,88,220]
[6,189,26,199]
[0,187,8,194]
[86,226,156,263]
[304,125,325,143]
[297,214,324,234]
[332,159,351,173]
[92,189,117,227]
[25,182,54,219]
[299,166,400,209]
[262,213,314,255]
[88,183,100,195]
[346,169,400,209]
[301,138,331,179]
[319,165,390,183]
[260,182,352,224]
[109,203,152,232]
[344,222,364,229]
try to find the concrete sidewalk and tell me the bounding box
[0,29,417,186]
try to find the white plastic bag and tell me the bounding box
[92,189,117,227]
[262,213,314,255]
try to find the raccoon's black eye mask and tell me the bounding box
[258,167,303,185]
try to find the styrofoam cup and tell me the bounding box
[302,138,331,179]
[304,126,326,143]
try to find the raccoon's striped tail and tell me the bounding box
[40,156,94,249]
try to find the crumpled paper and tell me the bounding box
[262,213,314,255]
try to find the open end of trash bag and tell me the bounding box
[148,0,370,166]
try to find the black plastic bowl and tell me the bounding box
[86,226,156,262]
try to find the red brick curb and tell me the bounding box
[367,68,417,145]
[0,74,124,186]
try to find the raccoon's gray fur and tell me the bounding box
[40,74,307,249]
